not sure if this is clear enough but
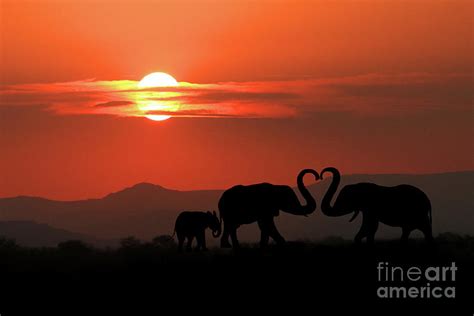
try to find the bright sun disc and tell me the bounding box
[138,72,178,88]
[146,114,171,121]
[137,72,179,122]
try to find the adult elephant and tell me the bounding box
[218,169,319,248]
[320,167,433,244]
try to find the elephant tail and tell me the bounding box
[168,220,178,240]
[218,195,226,225]
[428,201,432,226]
[167,230,176,241]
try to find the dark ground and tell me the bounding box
[0,233,473,314]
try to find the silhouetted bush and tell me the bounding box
[119,236,142,249]
[1,233,473,312]
[437,232,463,242]
[57,240,93,254]
[436,232,474,255]
[151,235,176,248]
[436,232,474,246]
[0,236,18,250]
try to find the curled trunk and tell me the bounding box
[212,218,222,238]
[320,167,352,217]
[287,169,319,215]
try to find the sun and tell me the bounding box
[145,114,171,122]
[138,72,178,88]
[137,72,179,121]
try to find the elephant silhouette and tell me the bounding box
[320,167,433,244]
[218,169,319,248]
[173,211,221,252]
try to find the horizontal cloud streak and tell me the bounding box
[95,100,134,108]
[145,109,239,118]
[0,73,471,120]
[147,91,299,105]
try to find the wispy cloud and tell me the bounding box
[94,100,134,108]
[0,73,471,120]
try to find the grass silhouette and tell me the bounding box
[0,233,472,312]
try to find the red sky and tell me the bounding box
[1,0,473,200]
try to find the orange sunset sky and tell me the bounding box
[1,0,473,200]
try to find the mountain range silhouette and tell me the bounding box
[0,171,472,246]
[0,221,109,247]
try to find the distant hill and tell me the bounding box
[0,220,114,247]
[0,183,221,242]
[0,172,473,245]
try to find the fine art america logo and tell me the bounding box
[377,262,457,299]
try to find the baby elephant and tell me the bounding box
[174,211,221,252]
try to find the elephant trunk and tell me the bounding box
[294,169,319,215]
[212,218,222,238]
[320,167,351,217]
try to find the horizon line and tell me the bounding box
[1,169,472,202]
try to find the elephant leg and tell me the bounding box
[220,224,232,248]
[177,234,185,253]
[420,223,434,243]
[230,228,240,249]
[401,227,412,243]
[267,218,285,246]
[354,224,368,244]
[195,233,202,251]
[186,235,194,252]
[355,212,376,244]
[198,230,207,251]
[363,218,379,245]
[257,220,270,248]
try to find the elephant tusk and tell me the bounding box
[349,211,359,222]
